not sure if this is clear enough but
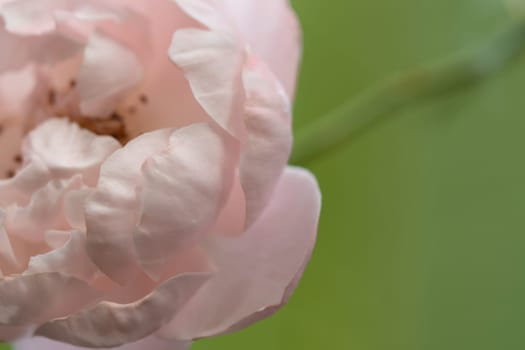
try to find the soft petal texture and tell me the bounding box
[77,32,143,117]
[0,273,100,326]
[5,175,82,243]
[0,212,19,276]
[218,0,301,98]
[0,21,82,73]
[159,166,321,340]
[85,129,172,284]
[23,118,121,185]
[239,55,293,228]
[106,0,208,137]
[25,231,98,282]
[15,335,191,350]
[36,272,211,348]
[169,28,246,139]
[134,123,239,277]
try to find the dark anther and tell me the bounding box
[110,112,123,121]
[14,154,22,163]
[48,90,56,105]
[139,94,149,104]
[6,170,15,178]
[70,79,77,88]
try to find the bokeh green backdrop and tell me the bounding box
[2,1,523,350]
[194,0,525,349]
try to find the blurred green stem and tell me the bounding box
[290,21,525,164]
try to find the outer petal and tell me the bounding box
[218,0,301,98]
[36,272,211,348]
[134,123,239,277]
[15,335,191,350]
[169,28,246,139]
[159,166,321,339]
[239,55,292,228]
[85,129,172,284]
[0,273,100,326]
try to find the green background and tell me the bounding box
[194,0,525,349]
[3,1,524,350]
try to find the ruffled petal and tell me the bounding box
[239,55,292,228]
[77,31,143,117]
[15,335,191,350]
[169,19,246,139]
[0,157,50,207]
[36,272,211,348]
[159,166,321,340]
[85,129,172,284]
[218,0,301,98]
[94,0,208,137]
[5,175,83,243]
[134,123,239,277]
[0,211,19,276]
[23,118,121,186]
[25,231,98,282]
[0,273,100,326]
[0,21,82,73]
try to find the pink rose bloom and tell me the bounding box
[0,0,321,349]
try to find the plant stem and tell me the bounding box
[290,21,525,164]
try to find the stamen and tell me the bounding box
[71,113,129,144]
[48,90,56,106]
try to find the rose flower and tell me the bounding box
[0,0,321,349]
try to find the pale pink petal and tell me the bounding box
[210,175,246,236]
[15,335,191,350]
[0,273,100,326]
[36,272,211,348]
[25,231,98,282]
[5,175,83,243]
[85,129,172,284]
[159,166,321,340]
[24,118,121,186]
[240,56,292,228]
[0,0,128,35]
[63,187,92,231]
[77,31,143,117]
[175,0,231,32]
[102,0,209,137]
[134,123,239,277]
[0,211,19,276]
[0,158,51,207]
[218,0,301,98]
[169,28,246,139]
[0,22,82,73]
